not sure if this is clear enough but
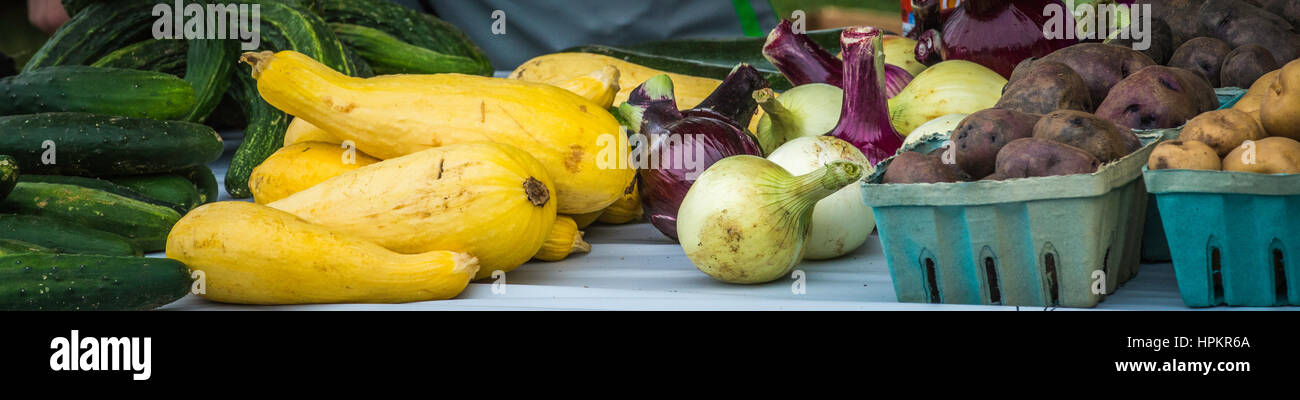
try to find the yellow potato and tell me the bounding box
[1179,109,1267,157]
[1148,140,1221,171]
[1222,137,1300,174]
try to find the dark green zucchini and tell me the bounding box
[238,0,357,76]
[0,239,53,256]
[90,38,189,76]
[173,165,220,204]
[0,156,16,199]
[0,214,141,256]
[0,66,196,119]
[0,253,191,311]
[1,182,182,252]
[0,112,224,176]
[182,39,238,122]
[226,68,291,198]
[331,23,484,75]
[18,174,186,214]
[564,29,845,91]
[222,0,359,198]
[108,174,202,212]
[24,0,163,71]
[317,0,492,75]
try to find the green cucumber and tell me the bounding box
[0,66,196,119]
[317,0,492,75]
[0,155,16,199]
[174,165,220,204]
[0,112,224,176]
[182,39,238,122]
[0,214,141,256]
[0,253,191,311]
[1,182,182,252]
[18,175,185,214]
[108,174,202,212]
[90,39,190,76]
[226,68,291,198]
[564,28,845,91]
[0,239,53,256]
[24,0,163,71]
[331,23,485,75]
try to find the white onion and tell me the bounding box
[767,136,875,260]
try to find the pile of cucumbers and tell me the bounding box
[0,0,491,310]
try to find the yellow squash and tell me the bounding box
[596,180,642,224]
[284,117,341,146]
[510,52,722,110]
[554,65,621,109]
[166,202,478,304]
[532,215,591,262]
[244,50,633,214]
[250,141,380,204]
[567,210,603,229]
[268,142,557,280]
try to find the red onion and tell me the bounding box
[763,19,843,87]
[763,19,914,98]
[828,26,904,165]
[913,0,1078,78]
[618,65,766,241]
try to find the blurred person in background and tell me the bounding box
[22,0,779,70]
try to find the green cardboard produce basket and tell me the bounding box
[1139,88,1250,263]
[1144,168,1300,307]
[862,131,1169,308]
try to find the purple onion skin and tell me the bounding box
[763,19,843,87]
[828,26,905,166]
[913,0,1077,78]
[693,64,768,129]
[884,64,913,98]
[622,66,767,241]
[764,20,912,98]
[640,117,762,241]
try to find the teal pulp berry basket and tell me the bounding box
[1144,168,1300,307]
[1139,88,1249,263]
[862,131,1169,308]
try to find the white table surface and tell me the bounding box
[157,134,1296,311]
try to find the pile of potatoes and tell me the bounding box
[883,108,1138,184]
[882,0,1300,184]
[1150,59,1300,174]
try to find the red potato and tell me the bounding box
[986,138,1101,180]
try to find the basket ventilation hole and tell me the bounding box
[1102,247,1111,281]
[984,257,1001,305]
[1044,253,1060,307]
[1210,247,1224,303]
[924,258,940,304]
[1274,249,1287,303]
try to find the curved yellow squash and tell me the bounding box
[250,141,379,204]
[510,52,721,111]
[597,180,642,224]
[284,117,341,146]
[553,65,621,109]
[268,142,557,280]
[244,50,632,214]
[166,202,478,304]
[532,215,591,262]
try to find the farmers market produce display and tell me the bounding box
[3,0,1300,310]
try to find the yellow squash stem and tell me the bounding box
[242,50,634,214]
